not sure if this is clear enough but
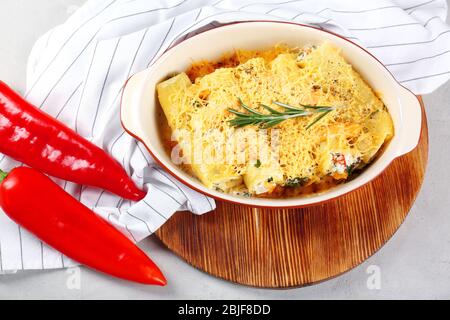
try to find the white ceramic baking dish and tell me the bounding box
[121,21,422,208]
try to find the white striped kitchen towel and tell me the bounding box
[0,0,449,272]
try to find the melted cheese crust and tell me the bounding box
[157,42,394,197]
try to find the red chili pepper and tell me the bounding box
[0,167,166,285]
[0,81,145,201]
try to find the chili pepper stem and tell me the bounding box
[0,169,8,183]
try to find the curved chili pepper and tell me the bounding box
[0,81,145,201]
[0,167,166,285]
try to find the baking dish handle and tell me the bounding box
[395,88,422,158]
[120,69,149,138]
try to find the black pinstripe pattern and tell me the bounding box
[55,82,82,119]
[18,226,24,269]
[320,18,333,24]
[349,22,422,31]
[126,27,151,76]
[212,0,225,6]
[107,0,188,23]
[165,6,357,52]
[424,15,440,27]
[400,70,450,83]
[316,5,399,15]
[147,17,177,67]
[0,242,3,272]
[239,0,306,11]
[404,0,436,11]
[40,241,44,269]
[124,225,137,242]
[25,0,117,98]
[150,184,183,205]
[134,140,152,165]
[91,37,122,136]
[94,190,107,207]
[178,7,204,43]
[164,10,238,50]
[93,38,138,207]
[126,210,154,233]
[153,167,197,212]
[34,1,189,111]
[386,49,450,66]
[290,11,305,20]
[367,29,450,48]
[74,41,99,132]
[349,14,442,31]
[204,196,214,211]
[108,211,136,242]
[110,131,126,155]
[142,200,168,220]
[266,7,282,15]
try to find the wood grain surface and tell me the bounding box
[156,97,428,288]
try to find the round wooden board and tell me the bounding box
[156,97,428,288]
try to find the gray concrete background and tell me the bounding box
[0,0,449,299]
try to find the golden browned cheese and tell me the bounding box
[156,42,394,197]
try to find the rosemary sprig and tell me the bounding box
[272,101,333,112]
[305,109,333,130]
[228,99,334,129]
